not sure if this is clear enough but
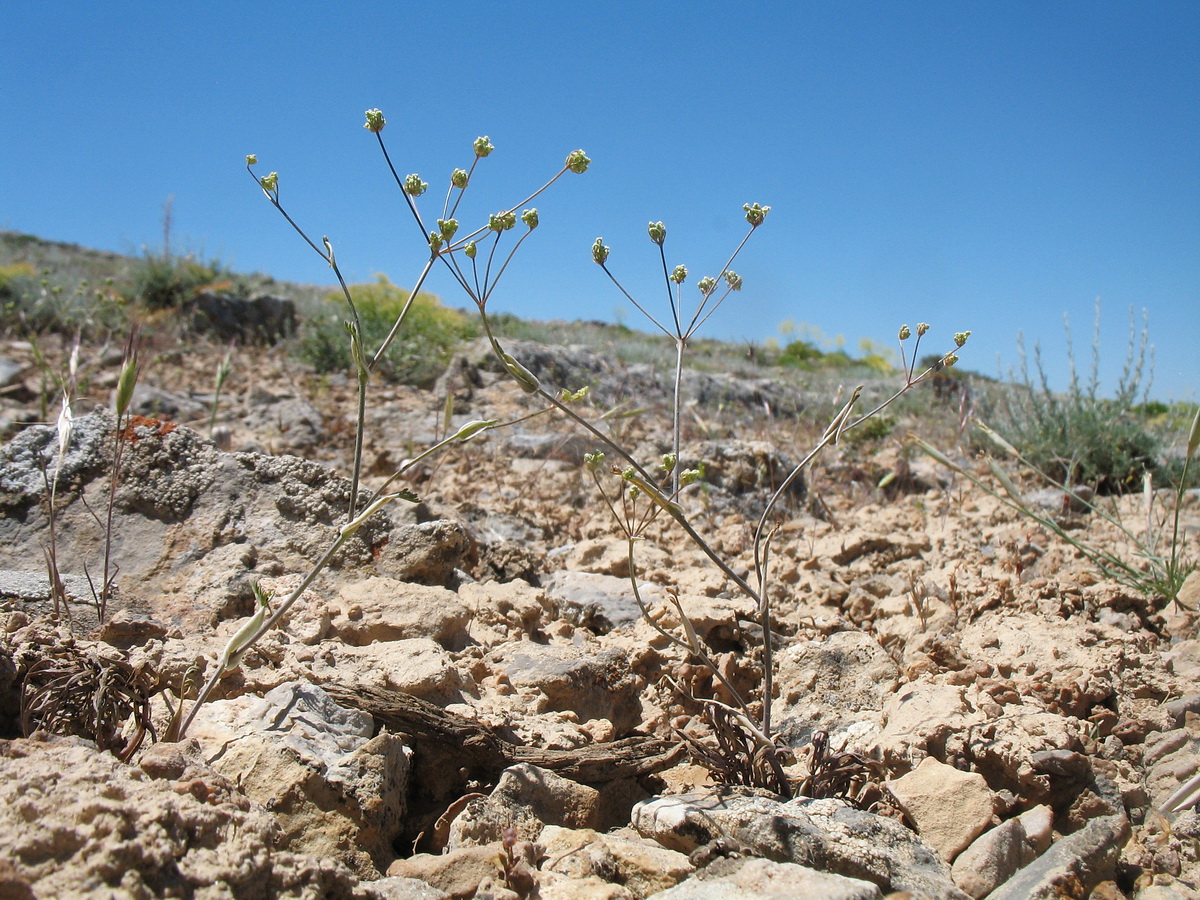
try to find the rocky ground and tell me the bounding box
[1,329,1198,899]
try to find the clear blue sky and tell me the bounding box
[3,1,1196,400]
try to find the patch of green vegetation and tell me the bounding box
[844,414,896,445]
[298,275,478,387]
[129,253,235,310]
[999,303,1160,493]
[0,260,129,338]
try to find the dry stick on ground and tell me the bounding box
[322,682,685,783]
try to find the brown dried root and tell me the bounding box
[677,701,790,797]
[19,643,157,761]
[795,730,886,810]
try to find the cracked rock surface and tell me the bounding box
[1,334,1197,898]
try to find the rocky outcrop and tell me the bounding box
[0,736,375,898]
[186,682,412,877]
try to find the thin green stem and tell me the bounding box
[658,243,682,336]
[177,533,345,739]
[481,228,538,307]
[671,337,685,495]
[683,227,754,338]
[370,256,437,371]
[374,133,426,238]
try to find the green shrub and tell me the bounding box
[298,275,477,386]
[777,339,824,369]
[0,261,37,294]
[0,263,38,329]
[1000,302,1158,493]
[131,254,227,310]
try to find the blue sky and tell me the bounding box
[2,1,1196,400]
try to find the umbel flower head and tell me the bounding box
[670,265,688,285]
[363,108,385,133]
[451,168,469,189]
[245,154,258,166]
[592,238,610,265]
[403,174,428,197]
[521,208,539,229]
[647,221,666,245]
[565,149,591,174]
[743,203,771,227]
[474,136,495,158]
[489,210,518,232]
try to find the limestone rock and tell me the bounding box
[539,825,694,896]
[543,570,663,633]
[887,757,997,861]
[870,679,985,764]
[458,578,554,642]
[242,387,325,453]
[645,857,883,899]
[128,382,208,422]
[680,439,806,503]
[538,872,638,899]
[772,629,901,747]
[314,638,475,704]
[190,291,297,345]
[387,844,512,898]
[333,577,472,649]
[0,410,390,633]
[950,814,1041,898]
[488,642,642,735]
[377,520,473,587]
[561,537,672,580]
[983,814,1131,900]
[632,789,968,899]
[0,736,371,898]
[188,681,411,877]
[1018,804,1055,855]
[360,875,452,899]
[449,763,604,847]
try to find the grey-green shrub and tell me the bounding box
[1001,302,1157,493]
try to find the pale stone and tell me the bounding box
[188,682,410,877]
[772,630,900,746]
[538,871,636,899]
[632,789,966,898]
[387,846,503,898]
[645,857,883,899]
[0,737,366,897]
[449,763,603,847]
[887,757,997,862]
[1017,804,1054,855]
[951,818,1036,898]
[333,577,471,649]
[316,638,475,704]
[539,825,693,896]
[983,814,1130,900]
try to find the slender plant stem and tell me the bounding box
[176,534,346,739]
[370,256,436,371]
[672,338,685,495]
